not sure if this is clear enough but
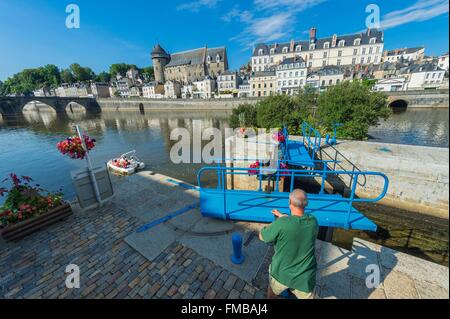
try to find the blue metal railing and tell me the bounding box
[281,122,323,162]
[197,166,389,227]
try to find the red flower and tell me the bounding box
[248,161,261,175]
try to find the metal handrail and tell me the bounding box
[319,144,367,187]
[197,166,389,205]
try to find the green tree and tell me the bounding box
[109,63,137,78]
[0,81,5,96]
[140,66,154,81]
[96,71,111,83]
[256,95,308,134]
[229,103,257,128]
[70,63,95,82]
[60,69,75,84]
[316,80,390,140]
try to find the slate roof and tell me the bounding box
[252,29,384,57]
[405,63,445,74]
[165,47,226,68]
[279,57,306,65]
[386,47,424,56]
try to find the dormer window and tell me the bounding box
[206,56,211,63]
[338,40,345,47]
[354,38,361,46]
[295,45,302,52]
[216,54,221,62]
[258,49,264,56]
[309,43,316,50]
[323,42,330,49]
[282,47,289,53]
[270,48,275,55]
[369,38,377,44]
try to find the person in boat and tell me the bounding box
[259,189,318,299]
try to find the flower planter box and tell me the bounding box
[0,203,73,242]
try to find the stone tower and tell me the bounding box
[151,44,170,84]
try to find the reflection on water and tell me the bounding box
[0,109,231,203]
[369,107,449,148]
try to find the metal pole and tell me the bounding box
[74,125,102,207]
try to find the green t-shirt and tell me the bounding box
[261,214,319,293]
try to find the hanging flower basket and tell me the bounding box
[272,131,286,143]
[57,135,96,160]
[0,174,71,242]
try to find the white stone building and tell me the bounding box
[164,80,182,99]
[438,52,449,71]
[382,47,425,63]
[252,28,384,71]
[238,78,251,98]
[308,65,345,89]
[275,57,307,95]
[143,82,165,99]
[401,63,446,90]
[217,71,240,97]
[374,78,407,92]
[192,76,216,99]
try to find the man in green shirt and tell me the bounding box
[259,189,318,299]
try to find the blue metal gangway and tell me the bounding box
[281,122,322,168]
[197,164,389,232]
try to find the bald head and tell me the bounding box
[289,189,308,210]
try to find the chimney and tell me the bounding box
[290,39,295,52]
[309,27,317,43]
[367,28,371,36]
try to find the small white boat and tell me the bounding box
[107,150,146,175]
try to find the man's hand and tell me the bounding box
[272,209,288,218]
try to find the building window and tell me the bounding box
[270,48,275,55]
[322,60,327,67]
[216,54,221,62]
[258,49,264,56]
[323,52,328,58]
[308,61,312,67]
[376,46,380,53]
[361,57,365,64]
[362,48,366,55]
[337,59,341,66]
[309,44,315,50]
[336,79,340,84]
[338,50,342,57]
[329,79,333,85]
[296,45,302,52]
[324,42,330,49]
[270,57,274,63]
[354,38,361,46]
[282,47,288,53]
[321,80,325,86]
[369,47,373,54]
[353,48,358,55]
[369,38,377,44]
[338,40,345,47]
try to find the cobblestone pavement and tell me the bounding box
[0,203,265,299]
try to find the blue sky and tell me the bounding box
[0,0,448,80]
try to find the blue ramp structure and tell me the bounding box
[281,123,322,168]
[197,165,389,232]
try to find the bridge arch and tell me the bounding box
[388,99,409,109]
[65,101,87,113]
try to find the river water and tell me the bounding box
[0,106,448,265]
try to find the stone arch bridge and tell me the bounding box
[0,96,101,117]
[385,89,449,108]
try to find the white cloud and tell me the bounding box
[381,0,449,30]
[225,0,325,49]
[176,0,222,12]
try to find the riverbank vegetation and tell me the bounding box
[230,81,391,140]
[0,63,154,96]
